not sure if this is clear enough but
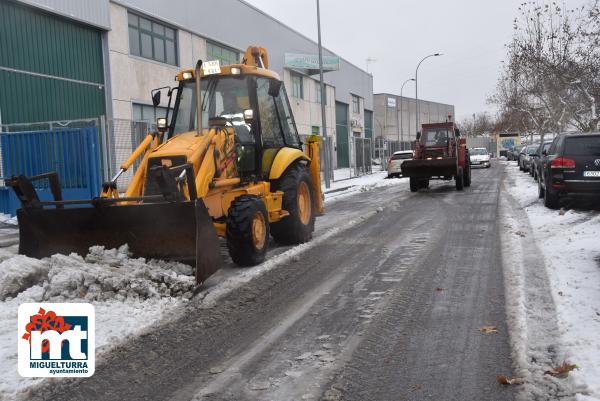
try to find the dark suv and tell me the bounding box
[532,141,553,181]
[538,133,600,208]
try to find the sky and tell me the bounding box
[242,0,586,123]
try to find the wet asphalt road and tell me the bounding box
[28,164,515,401]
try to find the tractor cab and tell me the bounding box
[417,123,459,159]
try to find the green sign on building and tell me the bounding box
[284,53,340,72]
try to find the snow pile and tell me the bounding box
[0,245,196,303]
[0,245,194,400]
[0,213,17,226]
[503,161,600,400]
[0,255,49,301]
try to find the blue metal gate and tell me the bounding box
[0,127,102,215]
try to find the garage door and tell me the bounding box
[0,0,105,125]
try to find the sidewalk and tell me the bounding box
[322,167,406,203]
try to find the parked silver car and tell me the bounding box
[387,150,413,178]
[469,147,491,168]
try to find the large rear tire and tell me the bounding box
[270,163,315,245]
[456,167,464,191]
[409,177,419,192]
[464,159,472,187]
[226,195,269,266]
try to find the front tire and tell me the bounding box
[464,161,472,187]
[270,163,315,245]
[226,195,270,266]
[456,167,464,190]
[409,177,419,192]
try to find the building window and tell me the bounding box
[291,72,303,99]
[128,12,177,65]
[352,94,360,114]
[132,103,167,123]
[315,81,326,104]
[206,41,240,66]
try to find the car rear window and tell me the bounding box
[391,153,412,160]
[564,136,600,156]
[527,145,539,155]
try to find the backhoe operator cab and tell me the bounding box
[161,65,302,180]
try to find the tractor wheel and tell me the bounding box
[270,163,315,245]
[464,160,472,187]
[226,195,270,266]
[409,177,419,192]
[455,167,464,191]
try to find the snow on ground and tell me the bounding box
[0,246,194,400]
[0,213,17,226]
[0,168,400,400]
[323,168,405,203]
[503,161,600,400]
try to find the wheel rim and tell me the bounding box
[297,181,312,226]
[252,211,266,250]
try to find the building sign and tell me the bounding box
[387,97,396,108]
[284,53,340,71]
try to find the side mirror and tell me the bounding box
[156,117,168,133]
[542,150,548,156]
[416,131,421,140]
[268,80,282,97]
[152,91,161,107]
[243,109,255,124]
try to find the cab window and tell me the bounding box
[274,86,301,147]
[256,78,285,148]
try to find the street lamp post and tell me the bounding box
[316,0,330,188]
[399,78,415,151]
[415,53,442,138]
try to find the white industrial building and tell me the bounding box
[0,0,374,170]
[374,93,455,149]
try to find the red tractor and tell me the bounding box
[401,121,471,192]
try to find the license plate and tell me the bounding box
[583,171,600,177]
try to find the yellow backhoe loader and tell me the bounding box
[8,46,324,284]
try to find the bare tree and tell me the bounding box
[491,0,600,138]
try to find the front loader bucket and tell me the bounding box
[401,158,457,179]
[16,200,221,284]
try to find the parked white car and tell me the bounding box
[387,150,413,178]
[469,147,491,168]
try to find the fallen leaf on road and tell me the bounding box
[480,326,498,334]
[496,375,524,385]
[544,362,578,378]
[436,287,444,292]
[411,384,423,392]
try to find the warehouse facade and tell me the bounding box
[374,93,455,149]
[0,0,373,169]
